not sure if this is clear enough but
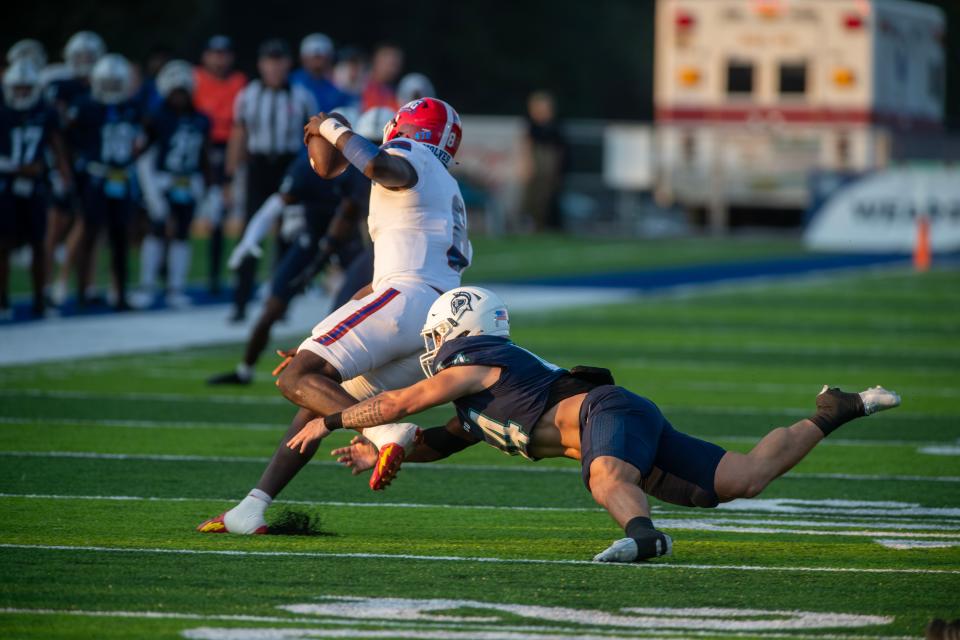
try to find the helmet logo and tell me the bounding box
[449,291,474,318]
[413,129,432,141]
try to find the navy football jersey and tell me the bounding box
[279,154,352,237]
[147,105,210,176]
[435,335,566,459]
[67,96,142,169]
[0,103,58,177]
[43,75,88,113]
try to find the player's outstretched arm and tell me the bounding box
[306,113,418,189]
[286,365,498,453]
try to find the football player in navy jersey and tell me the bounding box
[40,32,105,306]
[132,60,211,308]
[0,60,71,318]
[66,54,143,310]
[288,287,902,563]
[205,108,389,386]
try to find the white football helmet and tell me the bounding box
[397,73,435,105]
[64,31,106,78]
[355,106,395,142]
[91,54,133,104]
[420,287,510,377]
[7,39,47,68]
[3,59,43,111]
[156,59,195,98]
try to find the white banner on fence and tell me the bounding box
[805,166,960,252]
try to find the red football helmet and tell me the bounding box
[383,98,462,167]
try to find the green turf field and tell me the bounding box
[1,264,958,639]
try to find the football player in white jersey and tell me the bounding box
[198,98,472,535]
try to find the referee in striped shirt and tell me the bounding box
[225,38,318,322]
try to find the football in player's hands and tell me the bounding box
[306,112,351,179]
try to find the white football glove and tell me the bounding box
[227,238,263,270]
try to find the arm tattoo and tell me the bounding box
[341,397,390,429]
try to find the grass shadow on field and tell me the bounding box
[266,508,336,537]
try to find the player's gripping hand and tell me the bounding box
[303,112,351,145]
[330,435,378,475]
[287,416,332,454]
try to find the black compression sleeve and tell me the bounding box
[422,426,475,457]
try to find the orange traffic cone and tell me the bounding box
[914,216,931,272]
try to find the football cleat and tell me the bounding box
[593,532,673,563]
[366,425,422,491]
[207,371,252,386]
[858,385,901,415]
[370,442,405,491]
[196,512,268,535]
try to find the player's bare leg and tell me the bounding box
[276,350,359,415]
[199,352,360,534]
[714,385,900,501]
[590,456,672,563]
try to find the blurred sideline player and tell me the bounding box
[66,54,142,310]
[40,32,105,306]
[0,59,71,318]
[133,60,211,308]
[205,108,392,386]
[288,287,902,563]
[198,97,471,534]
[192,35,246,295]
[328,73,435,312]
[290,34,352,113]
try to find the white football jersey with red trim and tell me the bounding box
[368,138,472,293]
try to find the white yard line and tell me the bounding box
[1,542,956,575]
[1,451,958,485]
[1,493,958,534]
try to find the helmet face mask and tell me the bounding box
[91,54,132,105]
[3,60,42,110]
[419,319,461,378]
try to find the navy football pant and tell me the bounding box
[579,385,726,506]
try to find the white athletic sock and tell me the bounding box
[139,236,164,291]
[168,240,191,293]
[236,363,253,381]
[363,423,420,453]
[224,488,272,534]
